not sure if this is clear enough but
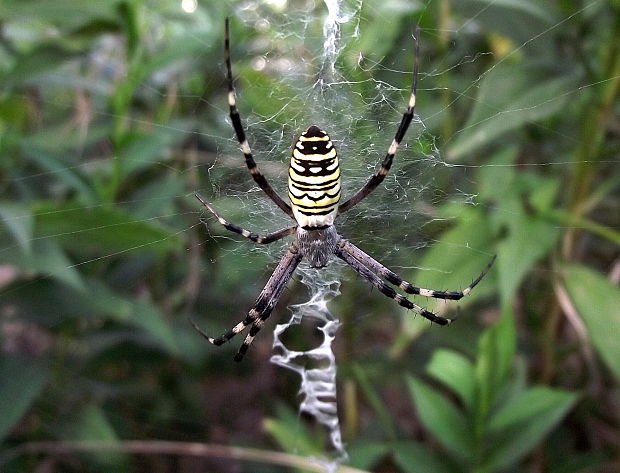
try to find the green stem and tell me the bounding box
[563,11,620,258]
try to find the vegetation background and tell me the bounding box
[1,0,619,472]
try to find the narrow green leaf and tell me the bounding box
[264,404,322,460]
[406,376,472,461]
[563,264,620,383]
[352,363,397,439]
[448,66,578,160]
[0,357,49,442]
[475,309,516,424]
[33,201,182,256]
[392,440,456,473]
[0,203,33,254]
[427,349,476,409]
[1,239,85,290]
[71,405,130,472]
[346,442,388,470]
[483,388,577,471]
[488,386,578,432]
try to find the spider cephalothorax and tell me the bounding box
[190,19,496,361]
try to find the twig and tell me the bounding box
[13,440,371,473]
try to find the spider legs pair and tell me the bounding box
[191,194,495,361]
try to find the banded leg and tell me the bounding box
[340,239,496,300]
[196,194,297,244]
[224,18,294,219]
[338,27,420,215]
[334,245,451,325]
[190,243,302,361]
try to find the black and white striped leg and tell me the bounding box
[334,245,451,325]
[224,18,294,219]
[190,243,303,361]
[340,239,496,300]
[338,27,420,215]
[195,194,297,244]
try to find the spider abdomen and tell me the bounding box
[288,125,341,229]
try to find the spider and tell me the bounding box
[191,18,496,362]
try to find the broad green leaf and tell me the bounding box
[264,404,322,459]
[563,264,620,383]
[483,388,577,471]
[457,0,557,25]
[475,309,516,423]
[495,208,559,303]
[0,1,118,28]
[33,201,182,256]
[20,145,98,202]
[427,349,476,409]
[407,206,496,315]
[0,202,33,254]
[0,357,49,442]
[346,441,388,470]
[448,66,578,160]
[488,386,578,432]
[119,126,185,177]
[406,376,472,461]
[392,440,455,473]
[83,280,180,356]
[1,238,84,290]
[352,363,397,439]
[71,405,130,472]
[2,44,77,89]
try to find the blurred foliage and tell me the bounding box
[1,0,619,472]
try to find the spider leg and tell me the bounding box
[340,239,496,300]
[338,27,420,215]
[195,194,297,244]
[334,243,451,325]
[224,18,294,219]
[190,243,302,361]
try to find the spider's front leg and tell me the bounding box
[340,239,496,300]
[338,27,420,215]
[223,18,294,219]
[190,243,302,361]
[195,194,297,244]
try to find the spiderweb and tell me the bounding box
[0,0,615,471]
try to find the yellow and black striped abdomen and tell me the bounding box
[288,125,341,229]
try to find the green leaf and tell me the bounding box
[475,309,516,423]
[1,238,85,290]
[346,441,389,470]
[448,66,578,160]
[33,201,182,257]
[488,386,578,432]
[427,349,476,409]
[20,145,98,202]
[406,376,472,461]
[352,363,397,439]
[264,404,322,459]
[0,202,33,254]
[483,388,577,471]
[563,263,620,383]
[70,405,130,472]
[407,206,496,315]
[0,357,49,442]
[392,440,456,473]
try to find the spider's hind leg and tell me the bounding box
[190,243,302,361]
[340,239,495,301]
[335,242,451,325]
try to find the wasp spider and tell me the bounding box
[191,19,496,361]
